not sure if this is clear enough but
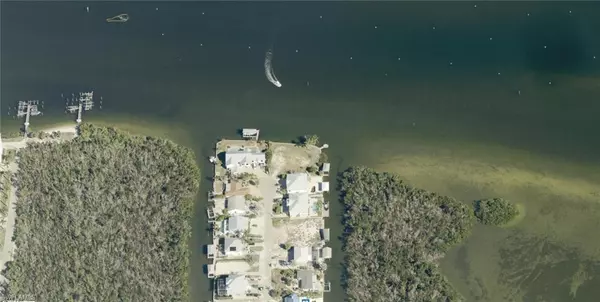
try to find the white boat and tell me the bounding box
[106,13,129,23]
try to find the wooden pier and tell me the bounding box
[17,100,42,134]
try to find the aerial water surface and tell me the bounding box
[2,2,600,301]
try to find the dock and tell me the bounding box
[66,91,95,124]
[241,128,260,140]
[17,100,42,134]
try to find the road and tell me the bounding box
[257,173,277,299]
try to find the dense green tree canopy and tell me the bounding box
[3,124,200,302]
[473,198,519,226]
[339,167,474,302]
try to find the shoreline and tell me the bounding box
[40,123,78,134]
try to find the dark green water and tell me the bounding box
[2,2,600,301]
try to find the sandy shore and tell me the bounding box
[41,124,78,134]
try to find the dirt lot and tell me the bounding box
[272,218,323,249]
[269,143,321,176]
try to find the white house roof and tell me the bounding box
[227,216,248,233]
[227,195,246,212]
[322,163,330,173]
[297,270,318,291]
[286,173,309,193]
[225,147,265,168]
[224,238,244,254]
[287,192,310,217]
[318,182,330,192]
[321,247,332,259]
[226,274,249,296]
[292,246,312,264]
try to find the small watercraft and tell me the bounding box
[106,13,129,23]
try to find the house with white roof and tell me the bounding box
[223,237,245,256]
[291,246,312,266]
[225,147,266,172]
[226,195,246,215]
[297,270,319,291]
[286,173,309,194]
[225,215,248,235]
[224,274,249,297]
[286,192,310,218]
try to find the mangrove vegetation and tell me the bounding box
[339,166,474,302]
[473,198,519,226]
[2,124,200,301]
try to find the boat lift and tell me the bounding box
[65,91,96,124]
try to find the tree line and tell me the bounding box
[2,124,200,302]
[339,166,474,302]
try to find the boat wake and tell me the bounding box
[264,49,282,88]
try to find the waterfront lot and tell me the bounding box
[211,139,329,302]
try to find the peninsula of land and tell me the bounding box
[338,167,522,301]
[0,124,200,301]
[206,131,331,302]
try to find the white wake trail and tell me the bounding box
[264,49,282,87]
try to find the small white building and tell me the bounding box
[317,182,330,192]
[292,246,312,265]
[223,237,245,256]
[242,128,260,140]
[226,195,246,215]
[225,215,248,234]
[286,172,309,193]
[207,244,215,259]
[321,162,330,175]
[297,270,319,291]
[286,192,310,218]
[321,247,332,259]
[225,147,266,172]
[225,274,249,297]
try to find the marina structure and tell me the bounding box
[66,91,96,124]
[16,100,43,134]
[241,128,260,140]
